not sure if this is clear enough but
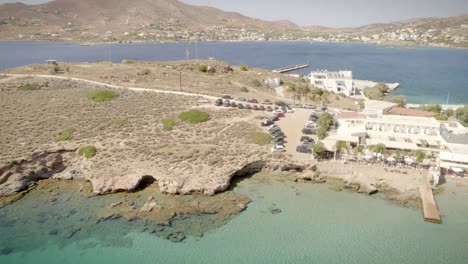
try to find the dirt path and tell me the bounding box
[4,73,219,100]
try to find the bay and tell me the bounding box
[1,41,467,104]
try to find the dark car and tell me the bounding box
[238,103,245,109]
[230,102,237,107]
[270,115,279,122]
[221,94,232,99]
[261,120,274,126]
[272,133,285,139]
[215,98,223,106]
[300,136,314,143]
[262,99,273,105]
[223,100,230,107]
[248,99,259,103]
[275,101,288,107]
[296,145,312,154]
[258,105,266,111]
[266,106,273,112]
[252,105,259,111]
[245,104,252,110]
[302,128,315,135]
[269,127,282,134]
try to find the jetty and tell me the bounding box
[273,64,310,73]
[419,184,441,224]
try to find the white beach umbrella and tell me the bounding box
[404,157,414,164]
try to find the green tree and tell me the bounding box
[386,96,407,107]
[286,82,298,104]
[363,87,384,100]
[334,141,348,160]
[354,145,365,155]
[313,142,326,158]
[419,104,442,113]
[415,149,426,163]
[455,106,468,126]
[395,149,402,161]
[373,143,386,154]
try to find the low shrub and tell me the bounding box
[87,89,119,102]
[162,118,176,130]
[240,87,249,92]
[79,146,97,159]
[197,64,208,73]
[248,132,271,145]
[18,83,41,91]
[112,117,128,125]
[239,64,249,71]
[178,110,210,123]
[65,127,76,133]
[137,69,151,76]
[56,133,73,142]
[252,79,262,87]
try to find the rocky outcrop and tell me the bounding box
[0,150,75,197]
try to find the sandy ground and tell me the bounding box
[273,108,315,161]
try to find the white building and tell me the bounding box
[364,100,398,118]
[329,111,468,173]
[310,70,356,96]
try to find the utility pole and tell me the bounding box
[195,41,198,62]
[179,70,182,92]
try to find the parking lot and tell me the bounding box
[274,108,318,160]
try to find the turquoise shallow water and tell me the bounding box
[2,179,468,264]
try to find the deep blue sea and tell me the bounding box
[0,41,467,104]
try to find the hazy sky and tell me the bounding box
[1,0,468,27]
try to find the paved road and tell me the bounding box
[4,73,219,100]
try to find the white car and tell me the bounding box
[271,144,286,153]
[286,108,294,113]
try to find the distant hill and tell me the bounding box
[0,0,467,47]
[0,0,297,41]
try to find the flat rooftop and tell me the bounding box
[311,70,352,79]
[365,100,398,111]
[336,112,366,120]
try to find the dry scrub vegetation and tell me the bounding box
[5,60,298,102]
[0,76,271,195]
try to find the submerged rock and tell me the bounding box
[0,247,14,255]
[269,206,282,214]
[166,231,186,243]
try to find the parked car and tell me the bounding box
[215,98,223,106]
[221,94,232,99]
[300,136,314,143]
[238,104,245,109]
[296,145,312,154]
[223,100,230,107]
[272,134,285,140]
[235,97,246,102]
[258,105,266,111]
[268,124,279,129]
[303,104,316,109]
[286,108,294,113]
[252,105,259,111]
[245,104,252,110]
[274,112,285,118]
[262,100,273,105]
[271,144,286,153]
[270,115,279,122]
[302,128,315,135]
[268,127,281,133]
[230,102,237,107]
[248,99,259,103]
[261,120,274,126]
[266,106,273,112]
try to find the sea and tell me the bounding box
[1,178,468,264]
[0,41,467,104]
[1,41,468,263]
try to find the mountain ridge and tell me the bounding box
[0,0,467,47]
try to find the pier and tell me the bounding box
[419,185,442,224]
[273,64,310,73]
